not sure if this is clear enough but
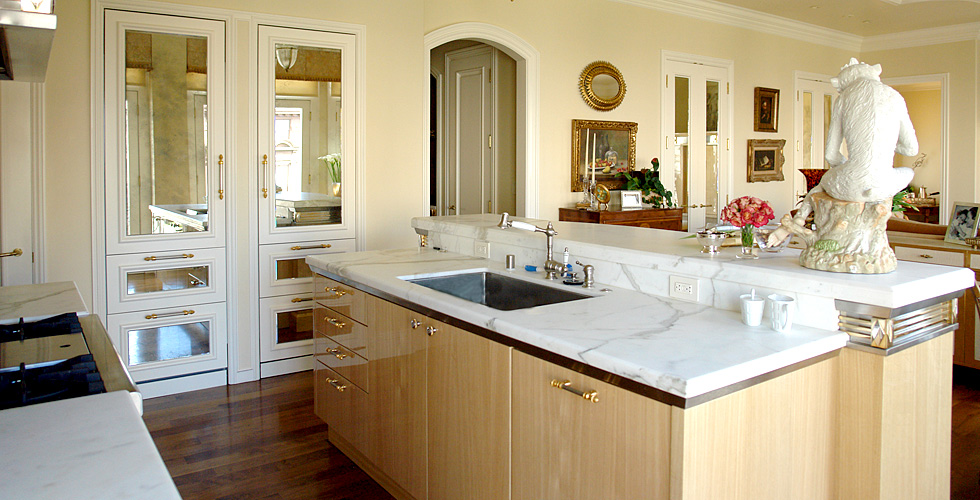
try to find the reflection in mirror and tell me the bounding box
[591,74,619,100]
[272,44,343,228]
[124,30,210,236]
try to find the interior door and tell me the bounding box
[0,81,37,285]
[445,46,493,215]
[663,58,729,231]
[794,74,836,199]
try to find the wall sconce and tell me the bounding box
[275,46,298,71]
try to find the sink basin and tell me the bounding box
[404,271,591,311]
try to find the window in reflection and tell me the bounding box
[272,44,343,228]
[128,321,211,366]
[124,30,210,236]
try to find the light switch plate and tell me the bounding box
[475,241,489,258]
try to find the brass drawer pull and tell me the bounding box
[291,297,313,303]
[426,326,438,336]
[551,379,599,403]
[261,154,269,198]
[919,254,934,259]
[324,286,348,297]
[326,317,347,328]
[326,347,349,360]
[292,243,332,250]
[144,253,194,261]
[411,319,422,329]
[145,309,195,320]
[327,378,347,392]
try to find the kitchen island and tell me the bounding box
[307,215,973,500]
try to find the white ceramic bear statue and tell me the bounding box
[795,58,917,224]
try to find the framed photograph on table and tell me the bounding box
[746,139,786,183]
[570,119,637,192]
[619,190,642,210]
[754,87,779,133]
[944,202,980,244]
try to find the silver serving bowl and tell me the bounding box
[696,231,728,254]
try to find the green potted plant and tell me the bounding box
[616,158,675,208]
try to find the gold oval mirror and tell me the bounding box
[579,61,626,111]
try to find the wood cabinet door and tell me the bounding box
[427,320,511,500]
[511,350,671,500]
[365,299,427,499]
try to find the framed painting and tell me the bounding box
[754,87,779,133]
[571,119,637,192]
[747,139,785,183]
[944,202,980,245]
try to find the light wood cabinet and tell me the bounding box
[511,350,671,500]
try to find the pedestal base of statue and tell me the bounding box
[781,191,896,274]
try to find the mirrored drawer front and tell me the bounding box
[969,254,980,271]
[894,246,964,267]
[315,333,368,392]
[259,239,355,297]
[107,301,227,383]
[314,305,367,358]
[314,274,367,324]
[259,294,315,364]
[107,247,226,314]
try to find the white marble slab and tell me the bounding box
[308,248,849,400]
[0,281,88,324]
[0,390,180,499]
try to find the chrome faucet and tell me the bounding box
[497,213,565,280]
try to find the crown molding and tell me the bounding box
[861,22,980,52]
[610,0,863,52]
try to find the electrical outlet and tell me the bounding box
[669,275,699,302]
[475,241,489,258]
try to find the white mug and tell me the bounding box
[739,293,765,327]
[767,294,795,332]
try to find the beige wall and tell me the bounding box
[895,88,941,196]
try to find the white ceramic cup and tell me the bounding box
[767,294,795,332]
[739,293,765,326]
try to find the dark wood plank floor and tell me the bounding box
[142,372,393,500]
[145,368,980,499]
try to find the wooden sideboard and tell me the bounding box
[558,207,683,231]
[889,232,980,369]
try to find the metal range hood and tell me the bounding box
[0,1,56,82]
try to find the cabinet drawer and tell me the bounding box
[894,246,964,266]
[315,334,368,391]
[314,274,367,324]
[314,361,366,448]
[260,240,355,297]
[314,305,368,358]
[106,248,226,314]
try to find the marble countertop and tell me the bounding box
[308,248,849,401]
[0,390,180,499]
[0,281,88,324]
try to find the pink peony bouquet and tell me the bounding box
[721,196,774,228]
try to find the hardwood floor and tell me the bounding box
[142,372,393,500]
[145,367,980,499]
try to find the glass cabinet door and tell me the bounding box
[257,26,356,244]
[104,10,226,254]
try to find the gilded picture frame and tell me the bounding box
[571,119,637,192]
[754,87,779,133]
[579,61,626,111]
[747,139,786,183]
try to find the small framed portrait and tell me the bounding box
[754,87,779,133]
[619,190,643,210]
[747,139,786,183]
[944,202,980,244]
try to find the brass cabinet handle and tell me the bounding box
[426,326,438,336]
[0,248,23,258]
[261,154,269,198]
[327,378,347,392]
[326,347,348,360]
[144,253,194,261]
[326,317,347,328]
[291,243,332,251]
[324,286,348,297]
[411,319,422,329]
[919,254,934,259]
[291,297,313,303]
[145,309,195,320]
[218,154,224,200]
[550,379,599,403]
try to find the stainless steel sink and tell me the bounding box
[404,271,591,311]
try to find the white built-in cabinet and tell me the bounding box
[255,26,358,377]
[100,9,229,397]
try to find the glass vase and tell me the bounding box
[735,225,758,259]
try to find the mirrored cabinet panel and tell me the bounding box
[258,239,354,297]
[104,10,226,253]
[259,294,316,376]
[106,248,226,314]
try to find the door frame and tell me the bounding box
[792,71,835,201]
[424,22,540,218]
[443,44,494,217]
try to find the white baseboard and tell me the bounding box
[260,356,313,378]
[137,370,227,399]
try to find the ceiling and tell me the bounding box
[709,0,980,37]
